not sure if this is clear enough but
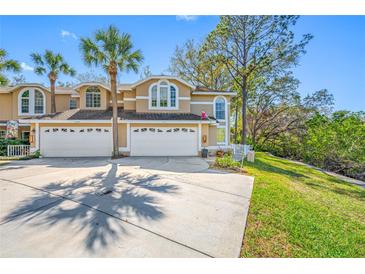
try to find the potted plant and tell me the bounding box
[216,148,224,157]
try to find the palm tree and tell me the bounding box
[80,25,143,158]
[0,48,21,86]
[30,50,76,113]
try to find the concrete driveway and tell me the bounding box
[0,157,253,258]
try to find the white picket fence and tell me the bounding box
[7,145,31,157]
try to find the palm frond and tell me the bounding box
[34,66,46,75]
[0,73,9,86]
[30,53,44,66]
[4,60,21,72]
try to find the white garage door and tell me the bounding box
[40,126,112,157]
[131,126,198,156]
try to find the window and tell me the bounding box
[217,127,226,144]
[0,130,6,138]
[21,131,30,141]
[170,86,176,107]
[21,90,29,113]
[69,99,77,109]
[151,85,157,107]
[86,87,101,108]
[149,80,179,109]
[34,90,44,114]
[214,97,226,120]
[18,88,45,115]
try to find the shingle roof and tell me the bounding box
[28,108,217,122]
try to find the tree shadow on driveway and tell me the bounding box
[1,163,179,254]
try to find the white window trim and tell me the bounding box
[213,96,227,122]
[18,88,46,116]
[85,87,101,108]
[148,80,179,110]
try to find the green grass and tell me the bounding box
[241,152,365,258]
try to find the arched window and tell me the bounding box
[18,88,45,115]
[149,80,179,109]
[214,96,226,120]
[86,87,101,108]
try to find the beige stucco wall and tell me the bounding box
[190,104,214,117]
[55,94,72,112]
[201,124,209,147]
[78,85,109,110]
[118,123,127,147]
[135,79,192,113]
[0,93,13,120]
[15,86,51,119]
[208,125,217,146]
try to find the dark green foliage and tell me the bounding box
[0,138,29,156]
[260,111,365,181]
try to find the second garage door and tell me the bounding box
[130,126,198,156]
[40,126,112,157]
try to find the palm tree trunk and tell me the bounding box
[49,75,56,113]
[110,71,119,158]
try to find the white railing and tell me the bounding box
[7,145,31,157]
[232,144,252,161]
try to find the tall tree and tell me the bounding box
[31,50,76,113]
[206,16,312,145]
[247,72,301,146]
[0,48,21,86]
[169,39,231,90]
[12,74,27,85]
[76,71,109,85]
[80,25,143,157]
[140,65,152,79]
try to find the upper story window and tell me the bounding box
[214,96,226,121]
[18,88,45,115]
[69,98,77,109]
[85,87,101,108]
[34,90,44,114]
[149,80,179,110]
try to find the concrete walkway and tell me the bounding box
[0,157,253,257]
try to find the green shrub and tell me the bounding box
[0,138,29,156]
[215,154,241,168]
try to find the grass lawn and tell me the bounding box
[241,152,365,258]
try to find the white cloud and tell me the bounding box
[60,30,78,40]
[20,62,34,71]
[176,15,198,22]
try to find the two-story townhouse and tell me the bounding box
[1,76,236,157]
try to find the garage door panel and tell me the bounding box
[40,127,112,157]
[131,127,198,156]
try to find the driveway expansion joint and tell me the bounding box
[0,177,214,258]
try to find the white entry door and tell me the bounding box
[130,126,198,156]
[40,126,112,157]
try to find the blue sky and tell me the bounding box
[0,16,364,111]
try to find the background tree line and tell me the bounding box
[169,15,365,180]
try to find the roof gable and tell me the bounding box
[130,76,195,89]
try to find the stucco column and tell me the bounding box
[127,122,131,151]
[198,123,202,151]
[35,123,40,151]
